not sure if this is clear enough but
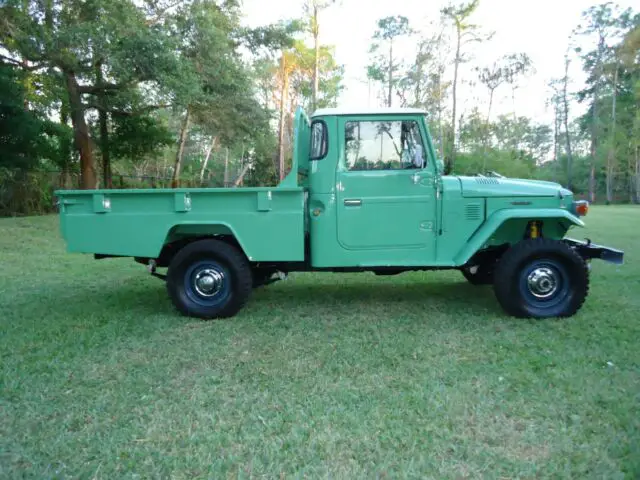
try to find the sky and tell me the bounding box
[241,0,637,125]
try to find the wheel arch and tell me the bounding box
[154,222,251,267]
[454,209,584,266]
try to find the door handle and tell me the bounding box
[411,173,421,184]
[344,199,362,207]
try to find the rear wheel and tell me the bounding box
[493,239,589,318]
[166,239,252,319]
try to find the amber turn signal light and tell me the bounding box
[574,200,589,216]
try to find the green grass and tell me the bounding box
[1,206,639,479]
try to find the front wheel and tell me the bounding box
[493,239,589,318]
[166,239,253,319]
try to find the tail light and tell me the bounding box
[573,200,589,216]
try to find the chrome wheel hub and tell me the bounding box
[194,268,225,297]
[527,267,559,299]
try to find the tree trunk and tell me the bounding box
[436,72,444,159]
[589,94,598,204]
[486,89,495,125]
[312,5,320,112]
[606,60,619,205]
[277,56,289,181]
[387,39,393,107]
[589,163,596,203]
[482,88,495,172]
[58,103,71,188]
[171,107,191,188]
[589,36,605,204]
[64,70,96,190]
[223,147,230,187]
[553,105,560,184]
[199,136,218,185]
[450,27,461,171]
[562,56,574,191]
[234,162,252,187]
[95,62,111,189]
[99,107,111,189]
[635,146,640,204]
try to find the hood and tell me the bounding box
[458,176,571,198]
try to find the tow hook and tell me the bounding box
[147,259,167,281]
[263,271,288,286]
[147,259,157,274]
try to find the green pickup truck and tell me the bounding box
[55,107,623,320]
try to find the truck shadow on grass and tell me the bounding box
[248,276,502,319]
[6,272,504,341]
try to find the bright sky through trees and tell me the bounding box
[242,0,637,123]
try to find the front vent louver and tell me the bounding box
[465,203,481,220]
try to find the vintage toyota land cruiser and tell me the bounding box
[55,107,623,320]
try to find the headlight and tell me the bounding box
[573,200,589,216]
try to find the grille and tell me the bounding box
[465,203,482,220]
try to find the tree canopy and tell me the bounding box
[1,0,639,216]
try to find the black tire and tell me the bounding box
[461,263,494,285]
[493,238,589,318]
[166,239,253,319]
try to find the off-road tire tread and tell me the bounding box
[493,238,590,318]
[167,238,253,319]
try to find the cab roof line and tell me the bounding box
[311,107,427,117]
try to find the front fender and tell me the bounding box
[453,209,584,266]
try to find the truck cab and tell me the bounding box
[300,107,442,269]
[55,106,624,320]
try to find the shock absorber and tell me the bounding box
[526,220,543,239]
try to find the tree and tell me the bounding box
[0,0,187,189]
[574,2,635,203]
[275,42,313,181]
[441,0,492,171]
[168,0,273,188]
[304,0,337,111]
[366,16,411,107]
[501,53,534,120]
[476,60,505,170]
[397,28,450,156]
[561,54,575,190]
[0,63,71,170]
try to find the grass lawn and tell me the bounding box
[1,206,639,479]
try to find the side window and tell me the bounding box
[310,120,328,160]
[344,120,426,171]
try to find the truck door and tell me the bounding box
[336,116,437,262]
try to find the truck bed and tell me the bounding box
[55,186,306,262]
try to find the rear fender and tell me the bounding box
[160,222,250,260]
[453,209,584,266]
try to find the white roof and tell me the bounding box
[311,107,427,117]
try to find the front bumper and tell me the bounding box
[564,238,624,265]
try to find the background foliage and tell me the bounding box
[1,0,639,215]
